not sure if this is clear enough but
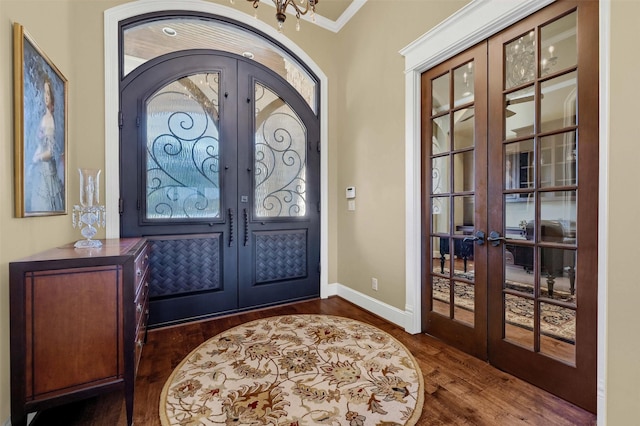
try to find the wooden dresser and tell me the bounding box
[9,238,149,426]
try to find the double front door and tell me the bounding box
[422,0,598,412]
[120,51,320,326]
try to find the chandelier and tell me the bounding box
[239,0,319,32]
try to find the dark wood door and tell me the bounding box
[486,0,598,412]
[422,0,598,412]
[421,42,489,360]
[120,51,320,326]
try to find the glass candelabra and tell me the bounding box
[72,168,106,248]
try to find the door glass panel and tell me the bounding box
[454,195,474,235]
[453,152,474,192]
[454,281,475,326]
[540,11,577,78]
[504,294,534,350]
[505,193,535,237]
[432,196,450,234]
[432,115,451,154]
[454,61,474,107]
[505,139,535,192]
[539,247,576,302]
[505,86,535,140]
[505,244,534,295]
[540,132,576,188]
[540,191,576,240]
[505,30,536,89]
[433,236,449,275]
[145,72,221,220]
[541,71,577,133]
[453,107,475,150]
[432,276,451,316]
[254,82,307,217]
[539,302,575,364]
[453,242,474,280]
[432,74,450,114]
[432,156,450,194]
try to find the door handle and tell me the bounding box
[487,231,507,247]
[463,231,485,245]
[229,208,234,247]
[243,209,249,246]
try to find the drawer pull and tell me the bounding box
[136,268,142,276]
[136,303,143,313]
[137,340,144,348]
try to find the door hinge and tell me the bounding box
[137,199,141,210]
[317,201,321,213]
[118,111,123,129]
[119,198,124,214]
[136,116,141,127]
[317,141,321,153]
[318,262,321,273]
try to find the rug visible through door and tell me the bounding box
[160,314,424,425]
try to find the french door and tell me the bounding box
[422,0,598,412]
[120,51,320,326]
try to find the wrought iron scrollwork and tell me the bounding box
[253,83,307,218]
[146,73,221,220]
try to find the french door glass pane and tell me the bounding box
[454,195,474,234]
[505,30,536,89]
[540,132,577,188]
[454,281,475,326]
[454,108,475,150]
[539,247,576,303]
[145,72,221,220]
[432,115,451,154]
[504,294,534,349]
[540,12,577,78]
[453,152,474,192]
[541,71,577,133]
[254,82,307,217]
[454,61,474,107]
[432,196,450,234]
[539,302,576,365]
[432,74,450,114]
[505,86,535,140]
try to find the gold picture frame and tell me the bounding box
[13,22,68,217]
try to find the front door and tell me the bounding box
[422,0,598,412]
[120,51,320,326]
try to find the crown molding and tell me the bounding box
[400,0,555,73]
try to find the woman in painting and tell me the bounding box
[29,74,64,212]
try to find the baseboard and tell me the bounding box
[327,282,411,331]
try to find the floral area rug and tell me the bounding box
[160,314,424,425]
[432,277,575,344]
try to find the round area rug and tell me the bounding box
[160,314,424,425]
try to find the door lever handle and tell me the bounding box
[463,231,485,245]
[487,231,507,247]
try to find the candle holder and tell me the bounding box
[72,168,106,248]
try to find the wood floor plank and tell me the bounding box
[30,296,596,425]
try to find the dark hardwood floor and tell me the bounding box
[31,296,596,425]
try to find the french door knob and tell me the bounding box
[463,231,485,245]
[487,231,507,247]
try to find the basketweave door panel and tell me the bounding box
[120,52,320,326]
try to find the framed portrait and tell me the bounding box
[13,22,68,217]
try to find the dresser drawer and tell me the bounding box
[134,244,150,294]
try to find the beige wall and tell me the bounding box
[0,0,638,423]
[606,1,640,423]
